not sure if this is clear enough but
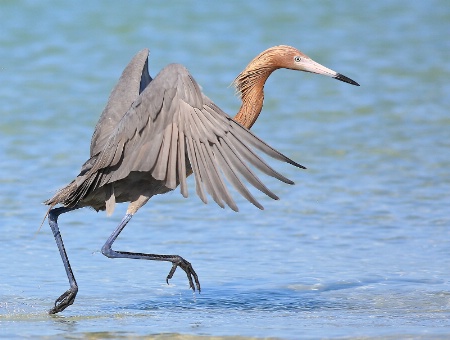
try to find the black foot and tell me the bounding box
[166,256,201,292]
[49,286,78,314]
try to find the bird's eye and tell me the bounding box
[294,56,302,62]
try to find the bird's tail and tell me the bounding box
[43,180,78,207]
[38,181,78,234]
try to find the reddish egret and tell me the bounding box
[44,45,359,314]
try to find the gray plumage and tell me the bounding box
[44,46,358,314]
[45,49,304,215]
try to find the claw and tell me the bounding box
[166,256,201,292]
[49,287,78,314]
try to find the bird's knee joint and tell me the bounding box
[101,245,114,258]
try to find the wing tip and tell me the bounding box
[289,160,307,170]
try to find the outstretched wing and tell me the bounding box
[77,62,305,212]
[90,49,152,158]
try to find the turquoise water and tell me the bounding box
[1,1,450,339]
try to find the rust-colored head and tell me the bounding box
[244,45,310,72]
[234,45,359,97]
[233,45,359,129]
[234,45,304,98]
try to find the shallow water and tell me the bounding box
[1,1,450,339]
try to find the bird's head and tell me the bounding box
[270,45,360,86]
[233,45,359,128]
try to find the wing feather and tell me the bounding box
[201,141,237,210]
[227,130,293,185]
[186,130,207,204]
[218,135,279,202]
[72,60,303,211]
[152,123,173,181]
[189,117,216,203]
[90,49,152,157]
[231,120,306,169]
[197,141,224,208]
[177,112,189,198]
[212,143,259,210]
[165,123,179,189]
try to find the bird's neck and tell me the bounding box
[233,68,275,129]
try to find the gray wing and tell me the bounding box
[90,49,152,158]
[78,63,305,212]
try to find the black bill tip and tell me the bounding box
[334,73,360,86]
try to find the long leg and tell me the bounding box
[101,213,201,292]
[47,206,80,314]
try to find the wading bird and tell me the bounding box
[44,45,359,314]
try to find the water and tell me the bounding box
[1,1,449,339]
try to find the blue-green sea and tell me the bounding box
[1,1,449,339]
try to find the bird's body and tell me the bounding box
[44,45,359,314]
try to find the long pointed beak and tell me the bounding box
[298,58,360,86]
